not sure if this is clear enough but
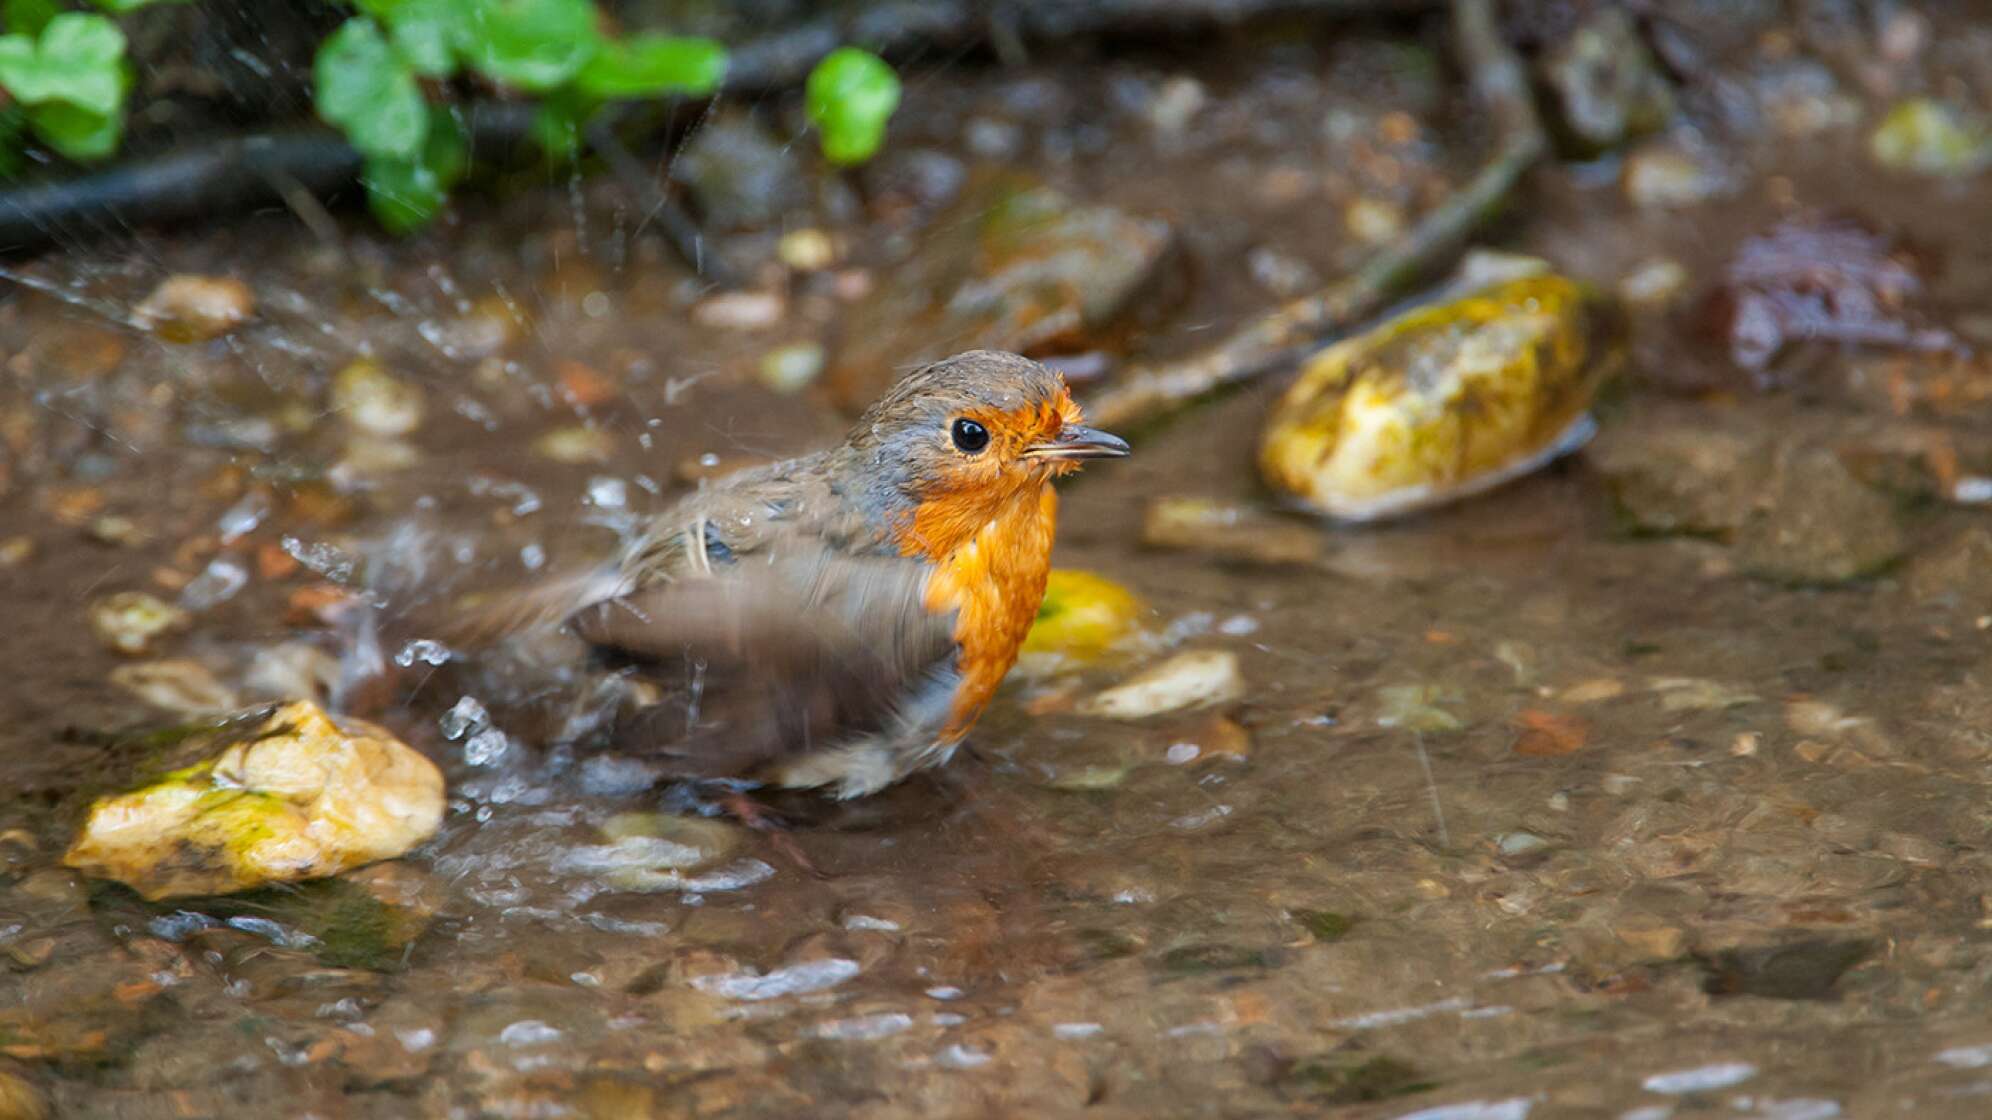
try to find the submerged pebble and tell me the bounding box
[557,812,753,892]
[690,957,861,1001]
[534,426,616,464]
[1539,5,1675,152]
[1017,569,1147,677]
[1737,445,1905,586]
[1079,650,1244,719]
[109,659,241,714]
[758,342,826,394]
[1621,142,1724,209]
[331,359,427,437]
[134,274,255,342]
[1140,496,1323,566]
[1869,99,1989,177]
[88,591,191,655]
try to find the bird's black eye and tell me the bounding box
[951,418,990,454]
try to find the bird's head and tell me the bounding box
[835,350,1128,559]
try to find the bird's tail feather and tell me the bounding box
[429,565,633,649]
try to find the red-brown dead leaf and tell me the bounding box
[1511,709,1591,757]
[256,539,300,580]
[556,360,619,408]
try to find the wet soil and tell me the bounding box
[6,8,1992,1119]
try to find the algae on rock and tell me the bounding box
[64,701,445,901]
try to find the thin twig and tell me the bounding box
[1083,0,1545,431]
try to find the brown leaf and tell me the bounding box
[1512,709,1590,757]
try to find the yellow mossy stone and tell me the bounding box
[64,701,445,901]
[1259,273,1622,521]
[1020,569,1146,667]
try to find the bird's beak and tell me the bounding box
[1023,425,1131,461]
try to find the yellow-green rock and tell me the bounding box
[1869,99,1990,177]
[64,701,445,901]
[1259,273,1620,521]
[1018,570,1146,676]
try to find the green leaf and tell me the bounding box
[357,0,459,77]
[87,0,191,11]
[804,47,899,166]
[4,0,60,36]
[0,13,128,115]
[528,87,596,163]
[452,0,597,92]
[573,34,724,99]
[28,99,120,160]
[363,108,468,234]
[315,18,428,161]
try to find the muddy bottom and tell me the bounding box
[5,9,1992,1119]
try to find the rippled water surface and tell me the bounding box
[6,8,1992,1118]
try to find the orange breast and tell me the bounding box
[919,484,1059,740]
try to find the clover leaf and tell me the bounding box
[315,17,428,161]
[574,34,725,99]
[804,47,899,166]
[0,13,130,116]
[363,107,469,234]
[452,0,597,92]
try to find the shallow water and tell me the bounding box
[6,9,1992,1119]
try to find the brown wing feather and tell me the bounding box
[577,543,958,779]
[442,454,957,781]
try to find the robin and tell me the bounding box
[453,349,1127,800]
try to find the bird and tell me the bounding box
[449,349,1128,800]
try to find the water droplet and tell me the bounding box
[464,728,510,766]
[394,639,452,667]
[179,557,248,611]
[498,1020,563,1046]
[441,696,489,740]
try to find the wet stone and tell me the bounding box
[1260,272,1618,522]
[63,701,445,900]
[1140,497,1323,566]
[671,112,807,231]
[758,342,825,394]
[1155,943,1276,976]
[1281,1054,1434,1106]
[330,359,426,438]
[558,812,752,892]
[1588,420,1759,537]
[1017,569,1147,677]
[1906,528,1992,606]
[1539,6,1676,153]
[533,426,616,464]
[88,591,191,656]
[1621,142,1724,209]
[0,1070,46,1120]
[1290,910,1356,943]
[1699,936,1876,1000]
[826,174,1175,410]
[108,659,242,714]
[134,274,255,342]
[1869,99,1989,177]
[1736,445,1906,586]
[1079,650,1244,720]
